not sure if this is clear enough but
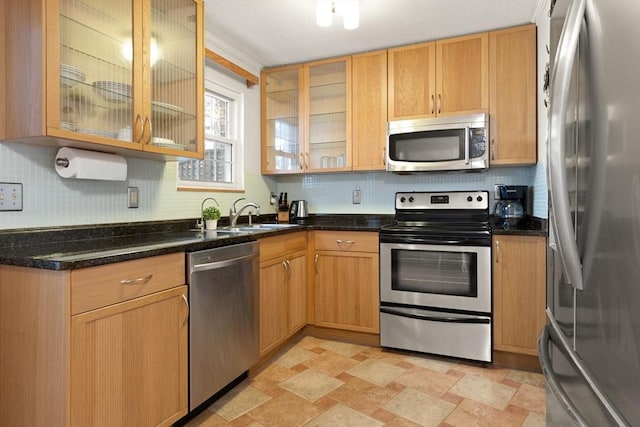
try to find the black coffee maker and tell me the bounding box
[494,185,530,227]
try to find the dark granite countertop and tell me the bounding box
[0,213,545,271]
[0,215,393,271]
[490,216,548,237]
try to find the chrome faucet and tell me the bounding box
[196,197,220,232]
[229,198,261,227]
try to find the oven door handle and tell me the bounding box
[380,306,490,324]
[380,236,487,246]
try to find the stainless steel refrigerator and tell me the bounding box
[540,0,640,425]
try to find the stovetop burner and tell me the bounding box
[379,191,491,246]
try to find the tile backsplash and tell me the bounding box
[0,142,275,230]
[0,141,547,231]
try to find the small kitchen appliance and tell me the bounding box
[379,191,492,362]
[494,185,529,227]
[288,200,309,223]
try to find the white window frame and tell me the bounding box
[177,78,245,191]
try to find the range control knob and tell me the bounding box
[467,196,473,202]
[400,197,406,203]
[477,195,483,202]
[408,196,414,203]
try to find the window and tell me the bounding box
[177,80,244,190]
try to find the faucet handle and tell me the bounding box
[232,197,246,213]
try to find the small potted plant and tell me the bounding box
[202,206,221,230]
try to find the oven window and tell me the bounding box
[389,129,465,162]
[391,249,478,297]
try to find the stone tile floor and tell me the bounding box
[185,336,546,427]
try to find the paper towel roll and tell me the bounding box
[55,147,127,181]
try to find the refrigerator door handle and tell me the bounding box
[539,324,589,426]
[543,309,632,427]
[548,0,586,290]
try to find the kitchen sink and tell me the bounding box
[219,223,300,233]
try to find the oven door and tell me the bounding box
[380,242,491,313]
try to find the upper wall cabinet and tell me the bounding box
[388,33,489,120]
[3,0,204,160]
[261,65,304,173]
[352,50,387,171]
[489,24,537,166]
[262,57,351,174]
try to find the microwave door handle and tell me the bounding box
[464,126,470,164]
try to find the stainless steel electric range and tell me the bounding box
[379,191,492,362]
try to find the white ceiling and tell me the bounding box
[205,0,543,69]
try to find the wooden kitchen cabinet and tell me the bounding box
[388,32,488,120]
[493,235,547,356]
[258,232,308,355]
[489,24,537,166]
[71,286,188,427]
[3,0,204,160]
[0,252,188,427]
[313,231,379,333]
[261,57,351,174]
[352,50,388,171]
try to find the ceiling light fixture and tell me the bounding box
[316,0,359,30]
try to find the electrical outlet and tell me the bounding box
[128,187,139,208]
[352,189,361,204]
[0,183,23,211]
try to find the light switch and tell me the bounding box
[128,187,139,208]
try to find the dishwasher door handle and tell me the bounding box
[191,253,257,273]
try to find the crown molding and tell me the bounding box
[531,0,550,23]
[205,31,262,75]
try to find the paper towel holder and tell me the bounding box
[55,157,70,168]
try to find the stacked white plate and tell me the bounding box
[60,64,86,88]
[79,128,118,139]
[60,121,78,132]
[92,81,132,103]
[152,137,185,150]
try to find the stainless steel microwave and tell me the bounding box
[386,113,489,173]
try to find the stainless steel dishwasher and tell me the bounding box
[187,241,259,411]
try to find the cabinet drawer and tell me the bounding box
[71,253,185,315]
[259,232,307,262]
[314,231,379,253]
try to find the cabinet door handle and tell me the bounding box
[382,147,386,166]
[181,293,190,326]
[119,274,153,285]
[314,254,319,274]
[134,114,144,143]
[491,138,496,161]
[430,94,435,114]
[299,153,304,170]
[305,153,310,170]
[143,116,152,144]
[285,259,292,281]
[437,94,442,114]
[495,240,500,264]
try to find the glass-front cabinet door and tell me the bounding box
[51,0,202,157]
[261,65,303,173]
[57,0,135,143]
[146,0,203,156]
[305,57,351,172]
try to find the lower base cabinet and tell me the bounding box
[492,234,547,356]
[0,253,188,427]
[313,231,379,333]
[258,232,307,356]
[71,286,188,427]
